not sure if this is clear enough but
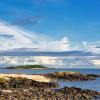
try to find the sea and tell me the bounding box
[0,68,100,92]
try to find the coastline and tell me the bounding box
[0,74,51,82]
[0,71,100,100]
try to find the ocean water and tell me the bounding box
[0,68,100,92]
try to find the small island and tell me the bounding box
[6,65,47,69]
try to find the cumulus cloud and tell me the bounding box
[38,37,70,51]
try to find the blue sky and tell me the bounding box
[0,0,100,52]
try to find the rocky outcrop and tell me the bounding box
[55,86,100,100]
[45,72,99,81]
[0,87,100,100]
[0,77,59,89]
[0,72,99,100]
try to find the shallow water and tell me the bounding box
[0,68,100,92]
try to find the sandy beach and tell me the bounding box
[0,74,51,82]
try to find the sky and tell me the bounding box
[0,0,100,53]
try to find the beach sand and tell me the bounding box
[0,74,51,82]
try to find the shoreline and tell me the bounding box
[0,72,100,100]
[0,74,51,82]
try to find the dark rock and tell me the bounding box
[0,86,100,100]
[0,73,100,100]
[44,72,99,81]
[0,77,59,89]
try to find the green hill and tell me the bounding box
[6,65,47,69]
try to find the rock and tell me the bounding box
[44,72,99,81]
[0,72,99,100]
[0,77,59,89]
[55,86,100,100]
[0,86,100,100]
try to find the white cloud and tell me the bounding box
[0,20,70,51]
[86,42,100,54]
[38,37,70,51]
[0,20,35,50]
[82,41,88,47]
[74,41,100,54]
[0,20,100,53]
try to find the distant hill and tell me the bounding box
[6,65,47,69]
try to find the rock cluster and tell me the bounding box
[56,86,100,100]
[0,77,59,89]
[45,72,99,81]
[0,72,99,100]
[0,86,100,100]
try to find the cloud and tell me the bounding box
[0,20,100,54]
[0,34,14,39]
[82,41,88,47]
[0,20,70,51]
[87,42,100,54]
[73,41,100,54]
[0,20,34,50]
[96,46,100,48]
[38,37,70,51]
